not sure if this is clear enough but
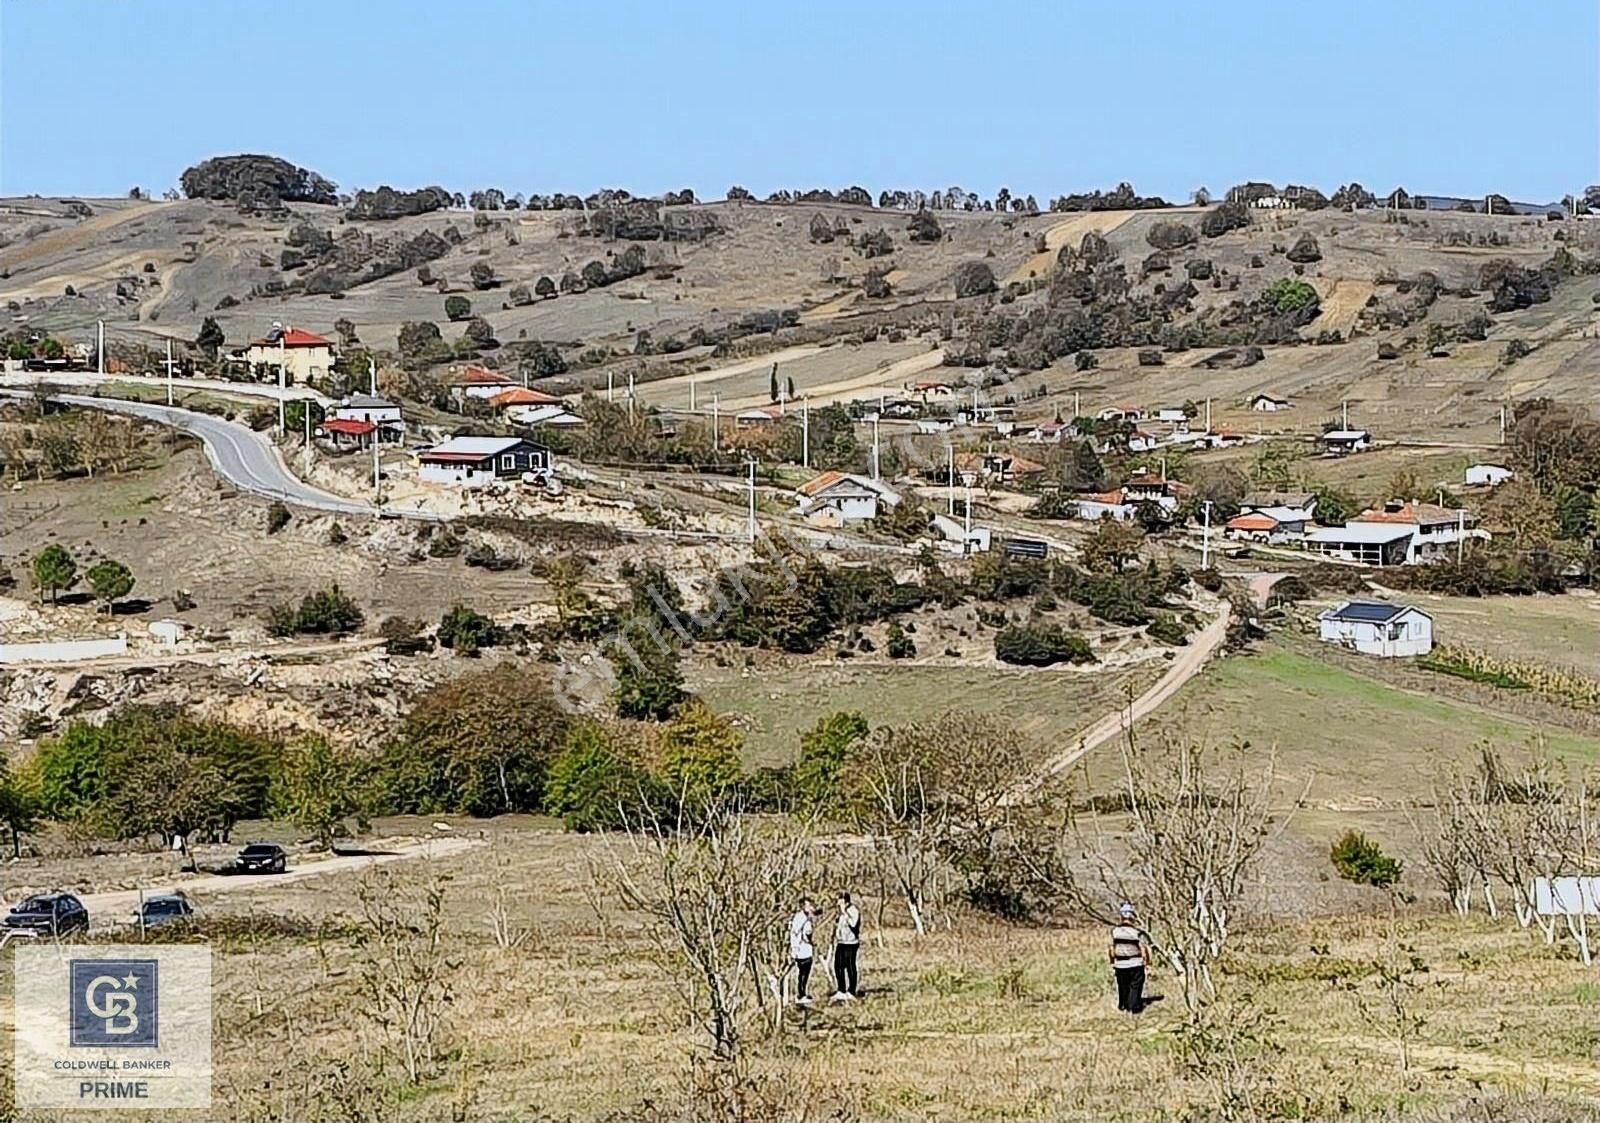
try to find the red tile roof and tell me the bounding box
[452,365,516,386]
[1354,502,1462,526]
[1080,489,1127,505]
[798,470,848,497]
[318,418,375,436]
[490,387,564,407]
[253,327,331,348]
[1227,513,1278,532]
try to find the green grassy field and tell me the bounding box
[695,659,1161,767]
[1141,642,1600,804]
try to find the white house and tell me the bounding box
[1348,501,1488,564]
[1317,601,1433,657]
[238,326,336,386]
[1465,463,1514,488]
[448,364,518,403]
[1073,490,1136,521]
[795,471,900,526]
[331,394,405,442]
[1153,406,1189,425]
[1250,393,1292,412]
[915,418,956,434]
[1243,491,1317,523]
[417,436,551,487]
[1126,430,1161,454]
[1301,523,1416,566]
[929,513,992,554]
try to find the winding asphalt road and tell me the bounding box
[2,390,438,520]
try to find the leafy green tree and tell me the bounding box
[0,757,39,858]
[271,735,375,849]
[194,316,225,359]
[792,711,869,808]
[659,699,743,808]
[1554,485,1593,541]
[1264,278,1318,314]
[85,558,134,614]
[1080,518,1145,573]
[1312,485,1357,526]
[437,604,504,654]
[1329,830,1403,888]
[608,623,687,720]
[543,720,658,832]
[30,543,76,603]
[386,663,569,816]
[444,295,472,321]
[294,584,363,634]
[886,621,915,658]
[38,337,65,360]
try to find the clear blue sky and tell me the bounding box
[2,0,1595,203]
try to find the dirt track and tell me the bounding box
[71,835,485,931]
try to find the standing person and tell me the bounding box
[1109,902,1150,1014]
[831,891,862,1000]
[789,897,816,1005]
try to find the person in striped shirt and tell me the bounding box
[1109,902,1150,1013]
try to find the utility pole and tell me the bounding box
[627,371,635,418]
[1073,390,1080,420]
[964,481,973,552]
[1499,404,1507,444]
[1201,500,1214,569]
[746,459,756,544]
[946,444,955,515]
[303,401,312,472]
[369,359,380,499]
[871,414,881,480]
[1204,397,1212,432]
[96,320,104,376]
[369,355,377,397]
[1457,509,1465,563]
[165,339,174,407]
[277,336,287,435]
[690,372,696,412]
[712,393,720,449]
[1341,398,1349,430]
[607,371,614,402]
[801,396,809,469]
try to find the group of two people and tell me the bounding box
[789,892,861,1005]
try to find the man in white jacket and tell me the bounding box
[789,898,817,1005]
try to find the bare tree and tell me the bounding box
[352,871,461,1084]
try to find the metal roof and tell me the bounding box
[1304,523,1414,544]
[421,436,527,459]
[1320,600,1429,624]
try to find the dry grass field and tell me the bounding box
[0,818,1592,1123]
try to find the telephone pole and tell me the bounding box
[165,339,174,407]
[746,459,757,543]
[277,336,287,435]
[801,396,810,469]
[1201,500,1214,569]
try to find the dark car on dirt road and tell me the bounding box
[5,892,89,937]
[133,892,196,928]
[234,842,288,874]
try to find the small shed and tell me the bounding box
[1465,463,1514,488]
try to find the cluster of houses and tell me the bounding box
[1225,490,1490,566]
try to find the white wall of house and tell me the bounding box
[1317,612,1432,657]
[333,403,403,426]
[1075,500,1135,521]
[420,461,497,487]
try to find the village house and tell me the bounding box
[1073,489,1136,521]
[329,394,405,442]
[1250,393,1293,412]
[736,406,783,428]
[1347,500,1487,564]
[1122,472,1187,512]
[1224,510,1306,542]
[1152,406,1189,426]
[928,513,992,554]
[417,436,552,487]
[239,326,335,386]
[956,450,1047,488]
[1242,490,1318,523]
[490,387,585,427]
[1096,405,1144,423]
[447,364,519,403]
[315,418,377,450]
[1300,522,1416,566]
[794,471,901,527]
[1317,601,1434,657]
[1319,428,1372,455]
[1465,463,1514,488]
[910,380,957,402]
[1126,429,1161,454]
[1026,421,1071,444]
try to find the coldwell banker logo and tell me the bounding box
[15,945,212,1109]
[70,959,160,1048]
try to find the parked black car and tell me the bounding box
[133,893,195,928]
[5,893,89,936]
[235,843,288,874]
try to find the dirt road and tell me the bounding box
[73,836,484,931]
[1012,602,1231,796]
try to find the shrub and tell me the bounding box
[1264,277,1318,314]
[1146,221,1197,250]
[994,623,1094,666]
[907,209,942,243]
[1199,200,1249,237]
[534,275,556,299]
[886,622,915,659]
[445,295,472,321]
[470,261,496,290]
[265,502,291,534]
[267,584,363,637]
[952,261,998,298]
[1285,233,1322,263]
[543,721,658,832]
[1329,830,1402,888]
[1146,613,1190,646]
[436,604,503,654]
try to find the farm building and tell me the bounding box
[1073,490,1136,521]
[1243,491,1317,522]
[316,418,376,449]
[1250,393,1292,412]
[1317,601,1433,658]
[417,436,551,487]
[736,406,783,428]
[929,513,992,554]
[1465,463,1514,487]
[1319,428,1372,455]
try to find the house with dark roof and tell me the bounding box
[417,436,551,487]
[1317,601,1433,657]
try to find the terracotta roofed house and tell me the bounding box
[241,326,335,386]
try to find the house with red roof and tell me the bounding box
[794,470,901,526]
[315,417,377,449]
[448,364,519,403]
[239,324,337,387]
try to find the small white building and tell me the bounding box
[1153,406,1189,425]
[448,364,519,403]
[1317,601,1433,657]
[331,394,405,442]
[1250,393,1292,412]
[1465,463,1514,488]
[1073,490,1136,521]
[929,513,992,554]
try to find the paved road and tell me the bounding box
[72,836,485,932]
[1,390,435,520]
[0,370,330,404]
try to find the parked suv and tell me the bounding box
[5,893,89,937]
[133,893,195,928]
[235,843,288,874]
